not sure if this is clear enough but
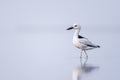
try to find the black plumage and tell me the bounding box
[78,35,84,38]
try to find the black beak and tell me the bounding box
[66,27,74,30]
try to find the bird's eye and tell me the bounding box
[74,25,77,27]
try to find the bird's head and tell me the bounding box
[67,23,81,30]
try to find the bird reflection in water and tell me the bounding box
[72,58,99,80]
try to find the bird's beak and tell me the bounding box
[66,27,74,30]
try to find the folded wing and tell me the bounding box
[79,38,100,48]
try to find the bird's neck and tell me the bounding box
[74,29,80,37]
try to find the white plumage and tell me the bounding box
[67,24,100,58]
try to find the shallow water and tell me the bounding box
[0,26,120,80]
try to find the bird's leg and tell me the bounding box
[80,50,83,58]
[84,50,88,58]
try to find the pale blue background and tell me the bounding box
[0,0,120,80]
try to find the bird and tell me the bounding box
[66,24,100,58]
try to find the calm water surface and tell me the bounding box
[0,27,120,80]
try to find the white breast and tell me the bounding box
[73,36,81,48]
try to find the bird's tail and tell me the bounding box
[96,45,100,48]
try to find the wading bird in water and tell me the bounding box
[66,24,100,58]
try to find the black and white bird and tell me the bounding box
[67,24,100,58]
